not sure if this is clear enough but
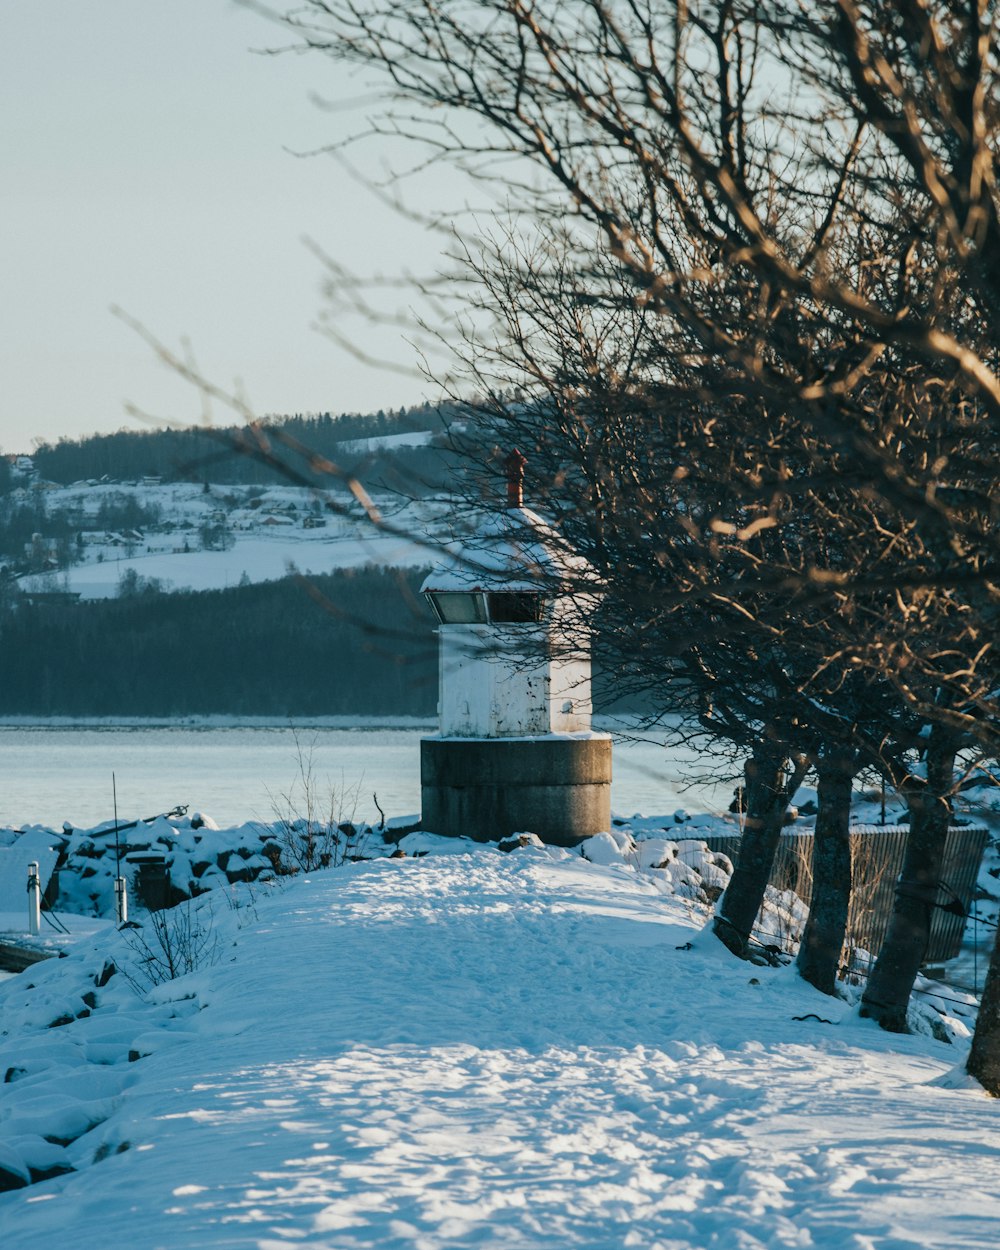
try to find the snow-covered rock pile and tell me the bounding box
[0,812,388,919]
[0,947,206,1191]
[0,886,246,1193]
[579,829,733,904]
[395,827,735,909]
[2,814,742,924]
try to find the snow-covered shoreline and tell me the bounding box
[0,714,671,732]
[0,715,438,731]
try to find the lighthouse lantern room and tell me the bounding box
[420,452,612,845]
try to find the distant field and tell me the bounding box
[18,481,451,599]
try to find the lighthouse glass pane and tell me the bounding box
[428,592,488,623]
[486,591,545,623]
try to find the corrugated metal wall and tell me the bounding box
[701,825,988,964]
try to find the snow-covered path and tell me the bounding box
[2,851,998,1249]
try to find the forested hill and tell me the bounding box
[0,567,437,717]
[26,404,465,493]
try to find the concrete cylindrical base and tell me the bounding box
[421,736,612,847]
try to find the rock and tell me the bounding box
[607,829,637,855]
[192,865,229,895]
[0,1145,30,1192]
[580,831,625,865]
[17,1136,73,1181]
[71,839,103,860]
[95,960,117,987]
[497,833,544,853]
[224,854,253,884]
[29,1162,74,1183]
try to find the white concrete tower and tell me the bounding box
[420,451,612,845]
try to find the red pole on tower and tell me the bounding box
[503,448,527,508]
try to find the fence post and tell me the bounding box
[114,876,128,926]
[27,861,41,936]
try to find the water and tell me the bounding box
[0,724,733,830]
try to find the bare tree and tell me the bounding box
[262,0,1000,1082]
[449,229,970,1010]
[270,0,1000,724]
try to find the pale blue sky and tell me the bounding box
[1,0,448,453]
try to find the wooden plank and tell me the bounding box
[0,941,55,973]
[701,825,988,966]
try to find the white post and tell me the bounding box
[114,876,128,926]
[27,861,41,936]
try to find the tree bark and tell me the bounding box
[967,927,1000,1095]
[797,747,855,996]
[713,741,808,959]
[860,725,959,1031]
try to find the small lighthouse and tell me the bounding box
[420,451,611,845]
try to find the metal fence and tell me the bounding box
[701,824,988,964]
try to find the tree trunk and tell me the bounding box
[860,725,959,1031]
[796,747,855,996]
[967,927,1000,1095]
[713,741,807,959]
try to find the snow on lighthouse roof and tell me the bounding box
[420,505,586,595]
[421,452,592,596]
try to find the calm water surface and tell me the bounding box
[0,725,731,829]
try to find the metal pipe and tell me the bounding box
[114,876,128,926]
[27,861,41,936]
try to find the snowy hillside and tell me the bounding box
[13,481,452,599]
[1,835,996,1249]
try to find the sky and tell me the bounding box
[1,0,453,454]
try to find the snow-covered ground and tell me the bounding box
[37,529,433,599]
[1,830,997,1249]
[19,482,449,599]
[338,430,436,453]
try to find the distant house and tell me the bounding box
[302,516,326,529]
[261,514,294,527]
[142,476,161,487]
